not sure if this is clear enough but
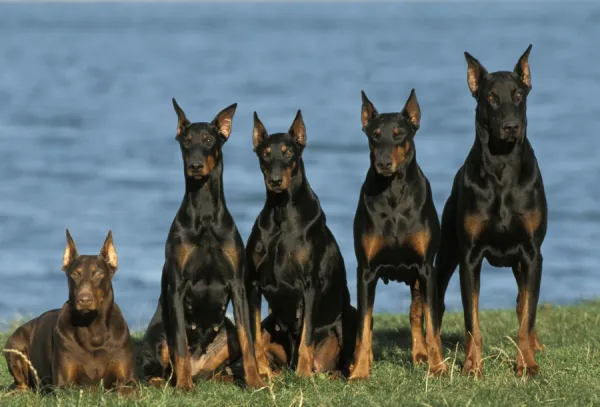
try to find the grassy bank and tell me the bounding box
[1,301,599,406]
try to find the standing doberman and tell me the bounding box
[436,45,547,377]
[4,230,136,394]
[350,89,447,380]
[246,111,357,377]
[141,99,264,390]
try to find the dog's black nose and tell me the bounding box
[502,121,520,133]
[77,293,93,308]
[268,177,283,187]
[188,162,204,171]
[376,161,393,171]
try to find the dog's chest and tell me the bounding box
[372,196,415,244]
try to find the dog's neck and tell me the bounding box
[366,155,418,197]
[474,121,528,178]
[265,159,317,221]
[182,154,226,217]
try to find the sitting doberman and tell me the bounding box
[436,45,546,377]
[141,99,264,390]
[246,111,357,377]
[4,230,136,394]
[350,89,447,380]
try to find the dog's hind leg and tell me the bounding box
[435,194,460,328]
[191,318,241,382]
[4,324,33,391]
[141,301,170,388]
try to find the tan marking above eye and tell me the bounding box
[374,128,381,136]
[393,127,400,135]
[281,145,287,153]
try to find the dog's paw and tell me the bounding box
[516,363,540,378]
[412,350,428,365]
[147,377,166,388]
[462,357,483,378]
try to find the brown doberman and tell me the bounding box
[4,230,136,394]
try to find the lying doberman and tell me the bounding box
[350,89,446,380]
[141,99,264,390]
[246,111,357,377]
[436,45,546,377]
[4,230,136,394]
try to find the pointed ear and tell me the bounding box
[288,110,306,147]
[172,98,190,138]
[464,52,488,97]
[99,230,118,272]
[212,103,237,141]
[514,44,532,90]
[62,229,78,271]
[402,89,421,129]
[361,90,378,130]
[252,112,268,149]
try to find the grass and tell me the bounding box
[1,301,599,406]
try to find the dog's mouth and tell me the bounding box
[488,136,519,156]
[375,168,396,177]
[75,305,98,314]
[187,169,208,179]
[266,185,287,193]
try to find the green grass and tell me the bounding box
[1,301,599,406]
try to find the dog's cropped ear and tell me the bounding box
[252,112,268,150]
[172,98,190,138]
[402,89,421,130]
[514,44,532,91]
[213,103,238,141]
[288,110,306,147]
[62,229,78,271]
[99,230,118,273]
[361,90,378,131]
[464,52,488,97]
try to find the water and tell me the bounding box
[0,3,599,331]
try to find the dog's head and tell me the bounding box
[360,89,421,177]
[465,45,532,150]
[62,230,118,315]
[252,111,306,193]
[172,98,237,180]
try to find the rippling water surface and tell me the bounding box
[0,3,599,330]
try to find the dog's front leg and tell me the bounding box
[246,257,272,379]
[514,250,543,377]
[164,271,193,391]
[296,286,316,377]
[459,248,484,377]
[349,267,377,380]
[230,267,265,389]
[420,265,447,376]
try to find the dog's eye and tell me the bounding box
[514,91,523,102]
[182,138,191,146]
[203,136,213,144]
[285,150,293,158]
[262,150,270,159]
[94,271,104,279]
[70,272,80,280]
[372,129,381,139]
[487,94,496,104]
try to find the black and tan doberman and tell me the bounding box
[141,99,264,390]
[350,89,447,380]
[436,45,547,377]
[246,111,357,378]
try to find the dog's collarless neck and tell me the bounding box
[183,157,225,214]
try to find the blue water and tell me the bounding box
[0,3,599,331]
